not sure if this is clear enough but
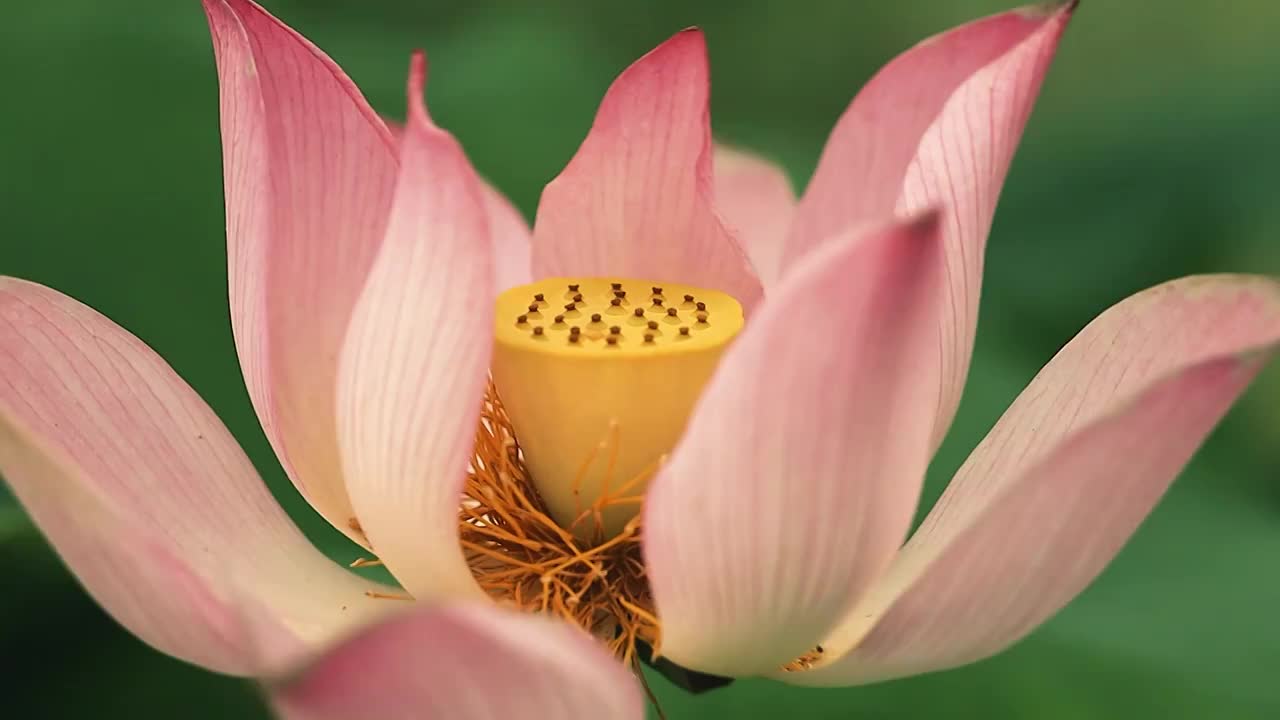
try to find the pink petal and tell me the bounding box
[644,212,946,676]
[782,2,1076,449]
[0,278,393,675]
[204,0,398,546]
[384,115,532,291]
[335,54,493,601]
[480,178,534,291]
[713,145,796,290]
[786,274,1280,685]
[271,604,644,720]
[531,30,763,311]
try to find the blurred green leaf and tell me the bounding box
[0,500,28,542]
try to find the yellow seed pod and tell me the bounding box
[492,277,744,541]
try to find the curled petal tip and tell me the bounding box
[407,50,430,124]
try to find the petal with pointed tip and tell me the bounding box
[783,2,1076,448]
[713,145,796,290]
[787,274,1280,685]
[0,278,393,675]
[336,54,493,602]
[271,604,644,720]
[203,0,398,546]
[532,30,762,311]
[644,213,946,676]
[384,115,532,291]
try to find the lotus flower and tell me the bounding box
[2,0,1278,717]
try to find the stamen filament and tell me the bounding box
[460,380,660,666]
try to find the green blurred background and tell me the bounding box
[2,0,1278,717]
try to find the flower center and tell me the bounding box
[491,277,744,542]
[461,381,659,666]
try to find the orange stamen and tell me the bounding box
[460,380,660,666]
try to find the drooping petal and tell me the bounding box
[204,0,399,546]
[713,145,796,290]
[0,278,393,675]
[644,212,946,677]
[783,2,1077,449]
[384,115,532,291]
[787,274,1280,685]
[531,30,763,311]
[271,604,644,720]
[790,353,1275,686]
[336,54,493,602]
[0,422,265,674]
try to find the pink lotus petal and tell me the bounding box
[531,30,763,311]
[204,0,398,546]
[384,116,532,291]
[335,54,493,601]
[713,145,796,290]
[0,278,393,675]
[790,352,1274,686]
[644,212,946,676]
[785,274,1280,685]
[271,604,644,720]
[782,2,1076,449]
[480,178,534,291]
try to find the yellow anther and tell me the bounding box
[492,277,744,541]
